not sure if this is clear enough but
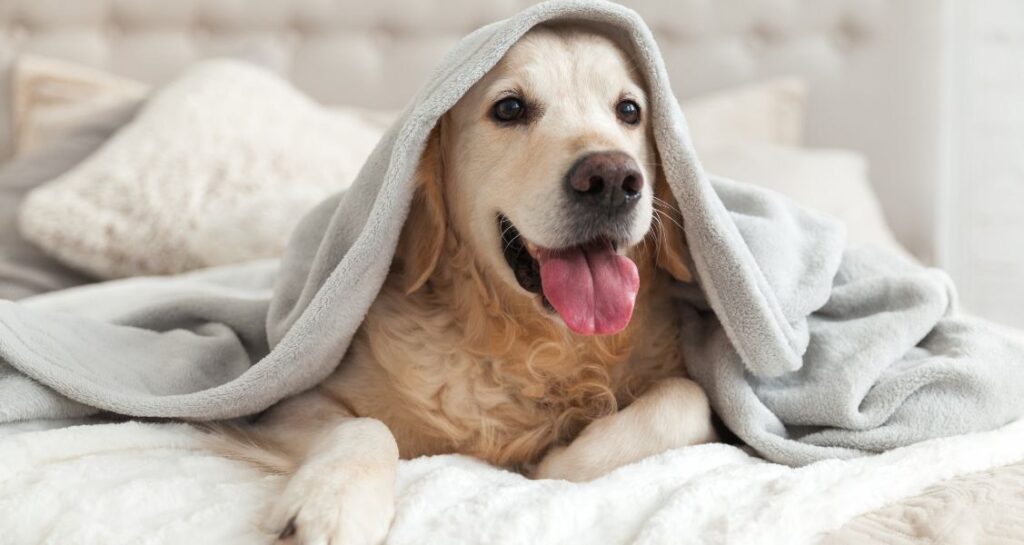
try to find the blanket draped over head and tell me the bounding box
[1,0,1023,466]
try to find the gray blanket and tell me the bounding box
[1,0,1023,467]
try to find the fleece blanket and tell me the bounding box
[3,418,1024,545]
[2,0,1024,467]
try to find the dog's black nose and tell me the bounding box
[565,152,643,213]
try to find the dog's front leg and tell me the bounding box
[269,413,399,545]
[533,377,717,482]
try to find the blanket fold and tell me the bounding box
[1,0,1022,466]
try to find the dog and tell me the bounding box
[210,25,718,545]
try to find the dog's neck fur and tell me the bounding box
[338,221,683,468]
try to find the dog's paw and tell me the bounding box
[533,378,718,482]
[532,443,602,482]
[268,463,395,545]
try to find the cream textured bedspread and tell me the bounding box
[822,458,1024,544]
[3,417,1024,545]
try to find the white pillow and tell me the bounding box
[19,60,387,277]
[683,77,805,154]
[700,144,908,255]
[11,56,149,157]
[14,55,813,279]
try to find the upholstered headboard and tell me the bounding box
[0,0,947,262]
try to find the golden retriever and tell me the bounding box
[212,25,717,545]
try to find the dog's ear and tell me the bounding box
[397,124,447,294]
[652,172,693,283]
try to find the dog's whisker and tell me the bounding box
[651,198,684,225]
[651,207,685,236]
[652,210,688,264]
[651,196,682,218]
[498,220,523,248]
[499,223,518,241]
[502,234,522,254]
[650,214,667,256]
[642,225,659,257]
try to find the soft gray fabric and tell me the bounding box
[678,178,1024,465]
[0,101,140,300]
[0,0,1021,465]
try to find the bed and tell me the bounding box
[1,1,1021,544]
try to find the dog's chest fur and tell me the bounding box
[315,266,685,468]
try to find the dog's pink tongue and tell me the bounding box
[536,244,639,336]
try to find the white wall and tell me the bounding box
[942,0,1024,328]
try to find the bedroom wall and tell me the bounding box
[0,0,950,265]
[942,0,1024,328]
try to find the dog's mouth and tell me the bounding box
[498,214,639,336]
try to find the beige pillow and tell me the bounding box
[14,55,809,278]
[684,77,805,153]
[11,56,149,157]
[700,144,907,255]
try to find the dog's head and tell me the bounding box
[398,26,690,336]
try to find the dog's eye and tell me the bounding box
[492,97,526,123]
[616,99,641,125]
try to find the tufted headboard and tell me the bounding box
[0,0,947,262]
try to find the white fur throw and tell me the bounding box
[18,61,388,278]
[3,417,1024,545]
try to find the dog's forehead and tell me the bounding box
[491,28,642,97]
